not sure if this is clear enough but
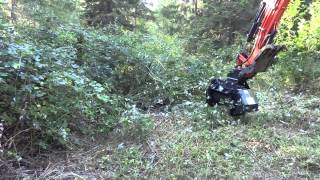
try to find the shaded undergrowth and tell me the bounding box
[2,91,320,179]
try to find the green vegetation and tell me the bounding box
[0,0,319,178]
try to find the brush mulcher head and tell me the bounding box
[206,78,258,116]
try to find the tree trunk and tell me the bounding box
[11,0,17,22]
[194,0,198,15]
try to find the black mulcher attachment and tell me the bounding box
[206,45,285,116]
[206,77,258,116]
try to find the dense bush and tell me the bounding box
[276,1,320,87]
[0,25,124,148]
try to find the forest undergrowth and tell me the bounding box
[1,0,320,179]
[3,90,320,179]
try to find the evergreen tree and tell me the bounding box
[18,0,80,26]
[83,0,152,29]
[188,0,259,50]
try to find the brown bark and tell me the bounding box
[11,0,17,22]
[194,0,198,15]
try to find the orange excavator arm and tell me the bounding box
[207,0,291,116]
[238,0,291,70]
